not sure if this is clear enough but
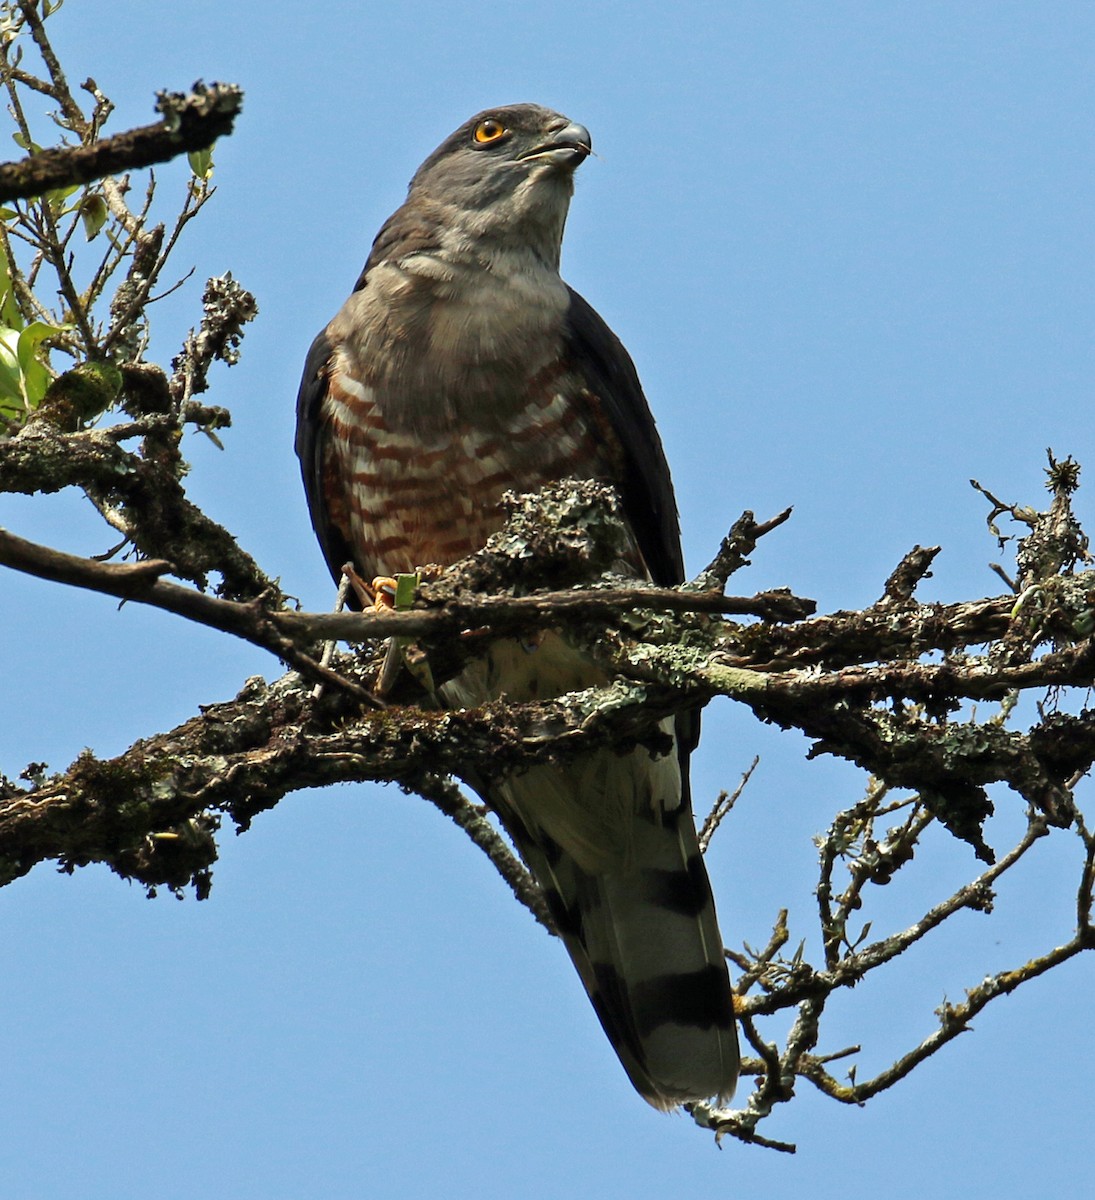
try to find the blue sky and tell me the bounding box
[2,2,1094,1196]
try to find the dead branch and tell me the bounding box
[0,82,242,203]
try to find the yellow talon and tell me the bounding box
[371,575,399,611]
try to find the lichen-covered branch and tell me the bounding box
[5,447,1095,1151]
[0,81,242,203]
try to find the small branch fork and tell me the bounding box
[0,524,374,701]
[698,806,1094,1152]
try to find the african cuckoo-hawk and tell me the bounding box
[295,104,739,1109]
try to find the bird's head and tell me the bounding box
[405,104,592,267]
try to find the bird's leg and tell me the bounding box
[370,576,399,609]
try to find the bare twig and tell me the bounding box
[15,0,86,131]
[0,521,814,648]
[0,526,374,701]
[690,507,794,593]
[878,544,941,604]
[698,756,759,852]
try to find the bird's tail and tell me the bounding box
[497,741,740,1110]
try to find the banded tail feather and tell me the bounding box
[491,715,740,1110]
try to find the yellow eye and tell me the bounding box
[473,118,506,144]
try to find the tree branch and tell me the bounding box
[0,82,243,202]
[1,401,277,601]
[0,525,374,701]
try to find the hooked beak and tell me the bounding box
[520,121,592,168]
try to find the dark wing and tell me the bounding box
[294,329,355,589]
[563,286,683,588]
[563,288,699,758]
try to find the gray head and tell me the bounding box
[411,104,591,202]
[398,104,591,268]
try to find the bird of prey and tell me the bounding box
[295,104,739,1109]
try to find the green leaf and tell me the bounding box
[45,181,80,214]
[394,573,422,610]
[0,327,27,414]
[0,395,24,424]
[0,318,63,417]
[0,247,23,330]
[11,132,43,155]
[187,144,215,181]
[79,193,108,241]
[15,320,60,407]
